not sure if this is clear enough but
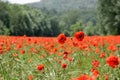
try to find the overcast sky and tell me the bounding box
[8,0,41,4]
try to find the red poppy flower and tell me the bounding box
[63,51,69,55]
[77,74,89,80]
[95,47,100,53]
[92,69,99,78]
[15,44,22,50]
[57,33,66,44]
[68,57,73,62]
[28,74,33,80]
[62,63,67,69]
[0,47,3,54]
[104,74,109,80]
[63,54,68,59]
[100,52,105,58]
[21,50,25,54]
[74,31,84,41]
[92,60,100,67]
[7,46,11,51]
[106,55,119,68]
[108,44,117,52]
[77,74,93,80]
[37,64,44,71]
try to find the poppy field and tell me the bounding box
[0,31,120,80]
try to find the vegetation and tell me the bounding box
[0,33,120,80]
[28,0,98,36]
[98,0,120,35]
[0,0,120,79]
[0,1,60,36]
[28,0,98,24]
[0,0,98,36]
[0,0,120,36]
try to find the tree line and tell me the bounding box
[0,0,120,36]
[0,1,61,36]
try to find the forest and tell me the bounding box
[0,0,120,36]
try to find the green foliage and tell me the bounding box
[28,0,98,36]
[69,21,99,36]
[48,16,61,36]
[0,20,10,35]
[0,1,10,28]
[29,0,98,12]
[58,10,81,36]
[0,1,61,36]
[3,0,120,36]
[98,0,120,35]
[69,21,84,36]
[84,21,99,36]
[29,0,98,24]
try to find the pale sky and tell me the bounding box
[8,0,41,4]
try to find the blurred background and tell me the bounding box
[0,0,120,36]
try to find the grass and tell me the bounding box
[0,35,120,80]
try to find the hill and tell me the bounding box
[27,0,99,36]
[28,0,98,12]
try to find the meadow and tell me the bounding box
[0,31,120,80]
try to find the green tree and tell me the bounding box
[59,10,81,36]
[98,0,120,35]
[48,16,60,36]
[0,1,10,28]
[69,20,84,36]
[0,20,10,35]
[0,1,61,36]
[84,21,99,36]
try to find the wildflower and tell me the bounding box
[68,57,73,62]
[108,44,117,52]
[77,74,89,80]
[73,74,94,80]
[63,51,69,55]
[62,63,67,69]
[37,64,44,71]
[106,55,119,68]
[74,31,84,41]
[57,33,66,44]
[95,47,100,53]
[21,50,25,54]
[72,42,79,47]
[31,48,36,52]
[0,47,3,54]
[100,52,105,58]
[92,60,100,67]
[104,74,109,80]
[63,54,68,59]
[92,69,99,78]
[7,46,11,51]
[15,44,22,50]
[28,74,33,80]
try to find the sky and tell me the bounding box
[8,0,41,4]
